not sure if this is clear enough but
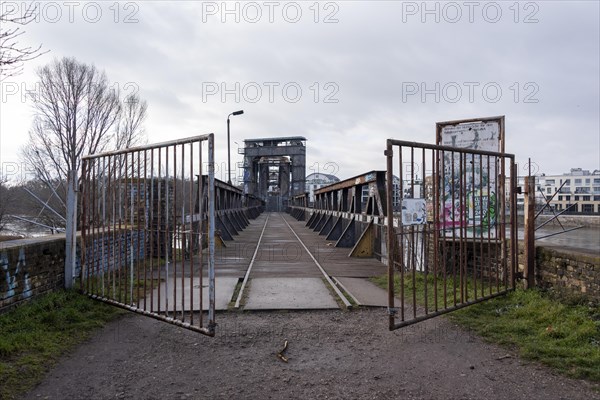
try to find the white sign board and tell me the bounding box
[439,121,500,152]
[437,118,503,237]
[402,198,427,226]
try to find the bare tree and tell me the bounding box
[21,57,147,227]
[0,3,46,79]
[0,176,9,232]
[115,93,148,150]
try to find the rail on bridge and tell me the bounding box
[288,171,387,259]
[207,177,264,243]
[80,134,264,336]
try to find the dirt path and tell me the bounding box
[22,308,598,400]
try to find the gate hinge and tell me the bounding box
[387,307,398,316]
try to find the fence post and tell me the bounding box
[523,175,535,289]
[207,134,216,332]
[385,141,395,330]
[65,170,77,289]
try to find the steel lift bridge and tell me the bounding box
[240,137,306,212]
[78,118,525,338]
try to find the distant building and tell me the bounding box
[306,172,340,203]
[515,168,600,214]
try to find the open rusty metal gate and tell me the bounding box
[80,134,217,336]
[385,136,517,330]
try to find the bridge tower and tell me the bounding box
[241,137,306,211]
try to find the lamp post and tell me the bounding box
[227,110,244,185]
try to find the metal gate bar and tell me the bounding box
[80,134,216,336]
[386,139,517,330]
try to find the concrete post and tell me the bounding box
[65,170,77,289]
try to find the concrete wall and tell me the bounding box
[0,236,66,312]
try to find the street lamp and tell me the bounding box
[227,110,244,185]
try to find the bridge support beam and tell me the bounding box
[336,218,356,248]
[350,220,374,257]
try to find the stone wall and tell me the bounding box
[1,229,147,313]
[85,230,145,274]
[0,236,66,311]
[534,246,599,299]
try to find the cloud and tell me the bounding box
[1,1,598,181]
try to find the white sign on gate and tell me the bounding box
[401,198,427,226]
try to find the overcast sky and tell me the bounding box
[1,0,598,185]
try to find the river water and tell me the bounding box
[518,226,600,254]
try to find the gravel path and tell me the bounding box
[23,308,599,400]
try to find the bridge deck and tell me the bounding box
[149,212,390,311]
[228,212,388,309]
[284,213,388,278]
[215,212,387,278]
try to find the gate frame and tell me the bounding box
[80,134,217,337]
[385,139,518,331]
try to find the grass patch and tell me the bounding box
[228,278,244,309]
[449,289,600,381]
[321,278,358,310]
[81,268,163,306]
[322,277,356,309]
[370,271,502,311]
[0,290,124,400]
[372,273,600,382]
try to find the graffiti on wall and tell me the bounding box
[1,248,32,301]
[438,120,501,237]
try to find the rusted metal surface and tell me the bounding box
[80,134,217,336]
[313,170,382,195]
[234,213,270,308]
[289,170,388,257]
[524,176,535,289]
[288,193,309,220]
[533,179,585,239]
[386,138,517,330]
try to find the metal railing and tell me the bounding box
[385,139,518,330]
[80,134,217,336]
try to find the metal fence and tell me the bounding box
[385,139,517,330]
[80,134,216,336]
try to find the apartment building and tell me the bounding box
[516,168,600,214]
